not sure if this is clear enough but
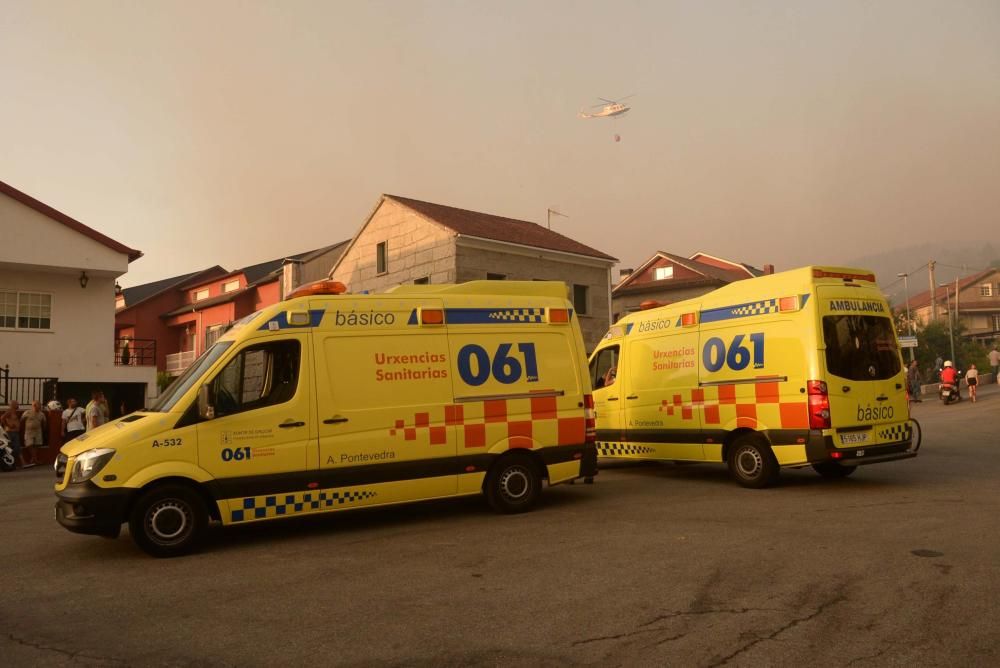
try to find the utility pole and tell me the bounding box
[928,260,937,321]
[954,275,961,343]
[897,272,914,361]
[940,283,956,365]
[547,208,568,230]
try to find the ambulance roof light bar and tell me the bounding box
[285,280,348,300]
[812,269,876,283]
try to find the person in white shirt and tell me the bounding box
[62,398,86,441]
[86,390,108,431]
[965,364,979,403]
[989,347,1000,385]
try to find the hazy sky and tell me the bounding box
[3,0,999,287]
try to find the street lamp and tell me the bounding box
[939,283,956,365]
[897,272,914,361]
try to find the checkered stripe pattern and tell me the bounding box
[730,299,779,317]
[877,423,911,443]
[656,383,809,430]
[230,489,377,523]
[598,443,656,456]
[488,308,544,323]
[389,395,586,450]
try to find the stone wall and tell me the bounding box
[331,199,457,291]
[455,243,611,352]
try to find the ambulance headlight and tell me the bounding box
[71,448,116,483]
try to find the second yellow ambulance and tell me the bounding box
[55,280,597,556]
[590,266,917,487]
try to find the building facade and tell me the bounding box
[116,244,348,376]
[612,251,767,322]
[0,179,156,435]
[907,268,1000,341]
[330,195,617,350]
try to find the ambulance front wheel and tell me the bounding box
[485,453,542,514]
[727,435,780,488]
[128,484,208,558]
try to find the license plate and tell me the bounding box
[942,389,951,396]
[840,432,869,445]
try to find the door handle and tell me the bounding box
[323,416,349,425]
[842,386,850,393]
[278,421,305,429]
[606,397,619,402]
[626,395,638,400]
[895,383,902,390]
[875,395,888,402]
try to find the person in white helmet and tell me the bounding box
[940,360,958,387]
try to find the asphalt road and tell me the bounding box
[2,385,999,667]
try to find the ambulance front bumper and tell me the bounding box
[55,482,134,537]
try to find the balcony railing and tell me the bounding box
[165,350,197,375]
[115,338,157,366]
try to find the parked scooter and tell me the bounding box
[0,431,15,472]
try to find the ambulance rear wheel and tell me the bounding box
[812,462,857,478]
[129,484,208,558]
[486,453,541,514]
[728,435,779,488]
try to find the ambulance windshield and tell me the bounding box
[822,315,901,381]
[149,341,234,412]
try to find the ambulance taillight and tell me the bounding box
[807,380,831,429]
[584,394,596,443]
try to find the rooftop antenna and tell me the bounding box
[547,208,569,230]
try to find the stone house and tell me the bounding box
[329,195,617,350]
[612,251,768,322]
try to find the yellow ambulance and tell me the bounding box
[55,280,597,556]
[590,266,917,487]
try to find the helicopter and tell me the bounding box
[577,95,634,119]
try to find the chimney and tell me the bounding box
[282,259,303,299]
[619,268,634,278]
[763,264,774,275]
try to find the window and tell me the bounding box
[0,291,52,330]
[205,324,225,348]
[980,283,993,297]
[573,284,589,315]
[993,314,1000,332]
[822,315,901,381]
[412,276,430,285]
[210,340,301,418]
[654,266,674,281]
[222,280,240,293]
[193,288,209,301]
[486,273,506,280]
[376,241,388,274]
[589,345,619,389]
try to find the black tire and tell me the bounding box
[727,435,780,488]
[485,453,542,514]
[812,462,857,478]
[128,484,208,558]
[1,451,15,472]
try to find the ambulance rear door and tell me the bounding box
[817,286,905,444]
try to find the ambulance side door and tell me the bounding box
[625,323,705,460]
[312,299,458,501]
[197,333,316,481]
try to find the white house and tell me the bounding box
[0,179,157,411]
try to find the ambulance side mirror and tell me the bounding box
[198,385,215,420]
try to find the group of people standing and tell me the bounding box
[905,346,1000,405]
[1,390,108,471]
